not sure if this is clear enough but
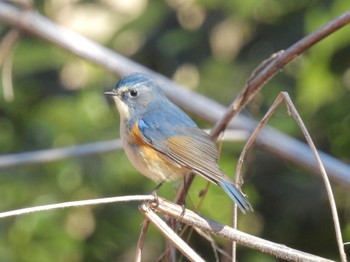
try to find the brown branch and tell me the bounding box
[135,219,151,262]
[235,92,346,261]
[140,203,206,262]
[153,198,334,262]
[0,29,20,101]
[0,194,336,261]
[210,11,350,139]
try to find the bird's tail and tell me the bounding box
[218,180,252,213]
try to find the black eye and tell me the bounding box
[129,90,138,97]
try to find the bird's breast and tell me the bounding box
[120,121,186,183]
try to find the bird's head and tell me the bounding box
[105,73,165,120]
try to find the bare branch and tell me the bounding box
[156,198,334,262]
[236,92,346,261]
[282,94,346,262]
[0,139,122,168]
[210,11,350,139]
[0,2,350,185]
[140,203,206,262]
[0,195,336,261]
[0,29,20,101]
[0,195,153,219]
[135,219,150,262]
[0,29,19,66]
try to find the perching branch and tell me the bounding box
[155,198,334,262]
[0,2,350,186]
[0,195,154,219]
[0,195,335,262]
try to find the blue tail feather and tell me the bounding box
[218,181,252,213]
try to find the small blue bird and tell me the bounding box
[105,73,252,213]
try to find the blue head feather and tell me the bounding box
[115,73,154,90]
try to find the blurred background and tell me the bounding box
[1,0,350,261]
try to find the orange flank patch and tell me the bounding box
[130,122,148,146]
[128,122,183,182]
[130,122,161,164]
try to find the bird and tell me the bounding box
[105,73,252,213]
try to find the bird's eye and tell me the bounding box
[129,90,138,97]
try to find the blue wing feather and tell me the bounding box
[138,101,197,141]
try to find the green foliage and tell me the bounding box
[1,0,350,261]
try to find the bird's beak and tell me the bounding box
[104,90,115,96]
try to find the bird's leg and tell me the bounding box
[149,181,165,207]
[178,176,188,219]
[175,171,194,204]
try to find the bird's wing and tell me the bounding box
[137,117,231,185]
[137,115,252,213]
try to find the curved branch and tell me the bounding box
[0,195,335,262]
[156,198,334,262]
[210,11,350,139]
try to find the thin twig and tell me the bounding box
[140,202,205,262]
[235,92,346,262]
[2,47,14,101]
[231,204,238,262]
[135,219,150,262]
[0,29,20,101]
[0,195,154,219]
[0,29,20,66]
[282,93,346,262]
[193,227,224,261]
